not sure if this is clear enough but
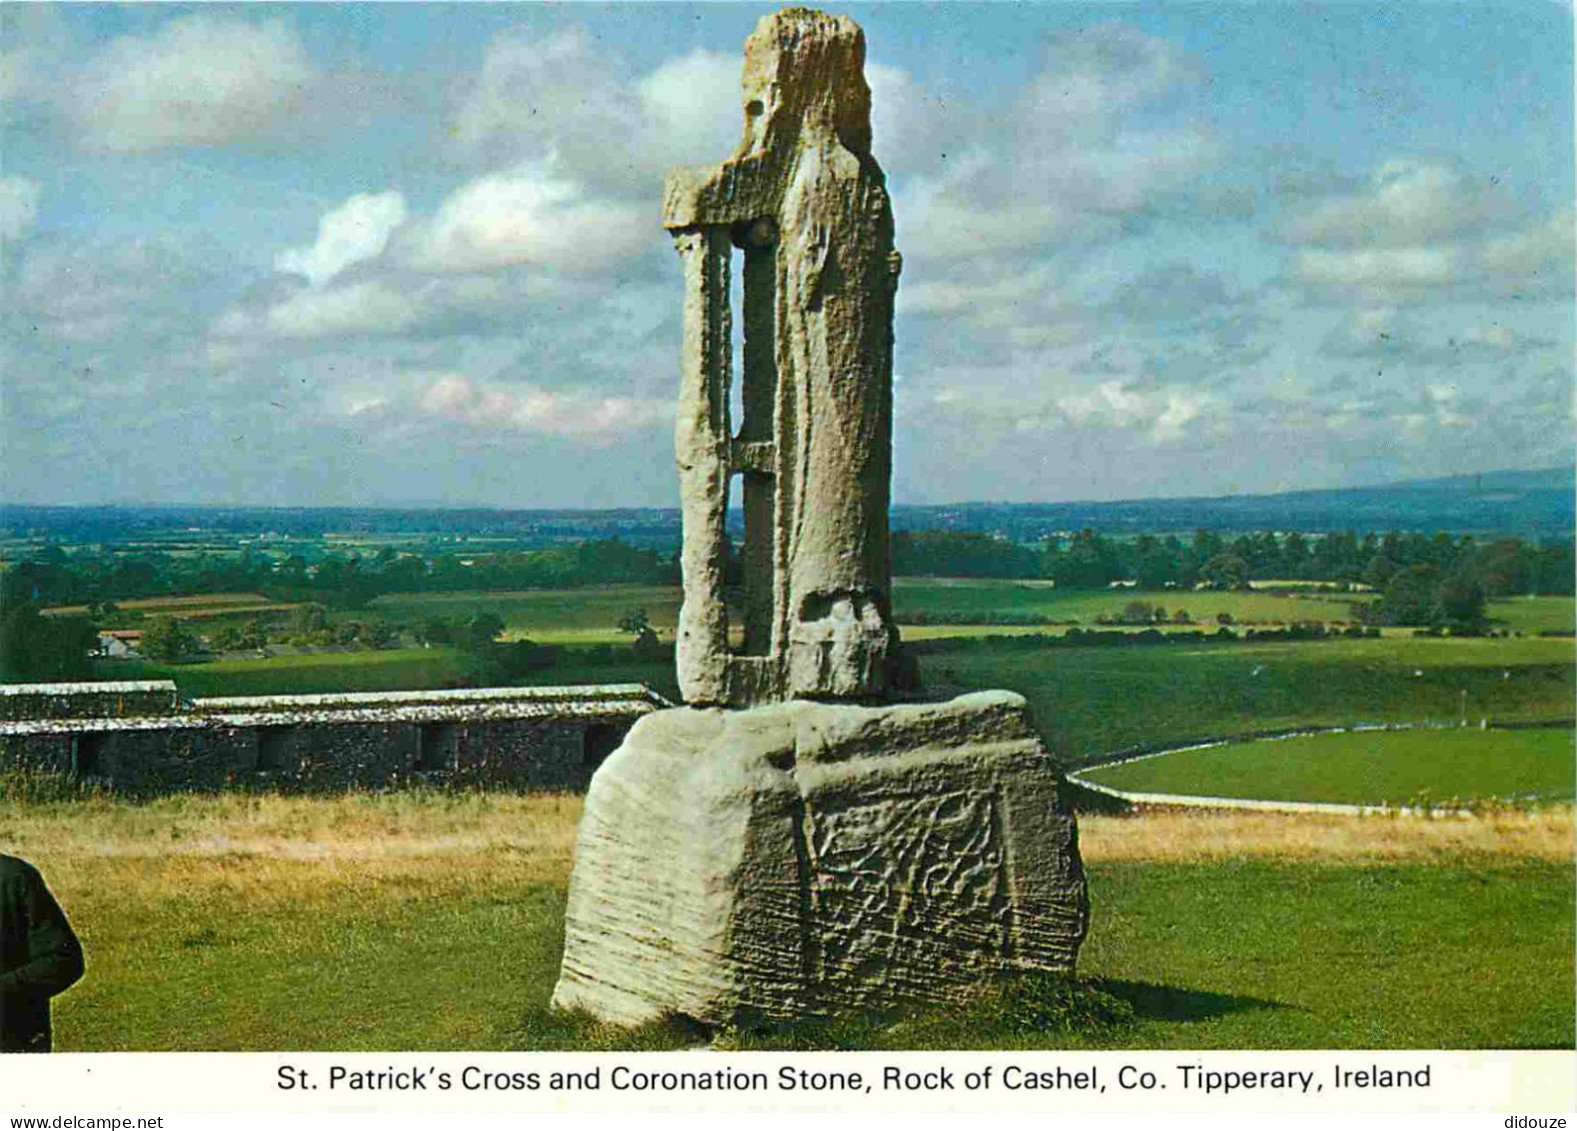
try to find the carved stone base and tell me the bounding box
[551,691,1088,1025]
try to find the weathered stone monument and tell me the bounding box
[552,7,1087,1026]
[663,6,902,709]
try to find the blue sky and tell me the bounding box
[1,2,1571,507]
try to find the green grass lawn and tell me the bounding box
[1064,859,1573,1050]
[1082,727,1576,806]
[920,634,1574,766]
[47,848,1572,1051]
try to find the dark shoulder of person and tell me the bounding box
[2,853,41,922]
[1,854,43,890]
[0,852,34,895]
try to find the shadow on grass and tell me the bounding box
[508,1006,712,1052]
[1089,978,1286,1024]
[1062,777,1134,815]
[508,972,1285,1051]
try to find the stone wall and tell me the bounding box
[0,681,667,794]
[0,680,180,721]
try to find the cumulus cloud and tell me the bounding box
[1054,381,1212,442]
[0,176,40,242]
[442,27,736,188]
[447,28,619,168]
[275,191,408,288]
[891,24,1217,268]
[1105,264,1242,331]
[416,372,667,440]
[8,239,211,346]
[65,13,315,152]
[7,10,1566,508]
[404,162,650,275]
[1277,158,1521,248]
[1275,158,1574,303]
[1027,21,1191,126]
[1320,305,1556,363]
[216,280,420,340]
[0,5,69,113]
[211,259,653,354]
[637,49,742,165]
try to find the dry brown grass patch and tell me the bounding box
[0,791,585,907]
[6,793,1569,915]
[1078,805,1575,863]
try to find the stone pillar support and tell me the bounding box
[672,225,735,705]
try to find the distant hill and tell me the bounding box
[891,467,1576,541]
[2,467,1571,546]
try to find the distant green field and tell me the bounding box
[110,649,474,698]
[896,581,1574,635]
[919,634,1574,765]
[1082,727,1576,806]
[106,629,1572,765]
[892,578,1365,626]
[368,586,682,644]
[363,579,1405,643]
[110,648,681,702]
[1489,595,1575,635]
[50,581,1573,643]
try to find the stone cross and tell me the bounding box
[664,7,903,707]
[553,11,1089,1025]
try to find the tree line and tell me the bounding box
[896,529,1573,597]
[0,538,681,611]
[3,530,1571,612]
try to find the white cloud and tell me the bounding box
[1291,245,1460,292]
[275,191,408,288]
[215,281,419,340]
[66,13,315,152]
[1276,158,1573,303]
[449,29,611,163]
[1025,22,1190,128]
[1479,211,1574,285]
[10,240,207,345]
[0,5,69,112]
[1321,305,1556,364]
[890,26,1217,268]
[1319,306,1404,357]
[1278,158,1521,248]
[416,373,667,440]
[0,176,40,242]
[1052,381,1212,442]
[1151,391,1208,441]
[447,27,744,192]
[637,50,741,164]
[405,162,650,275]
[897,153,1100,262]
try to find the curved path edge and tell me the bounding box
[1066,717,1574,819]
[1065,775,1480,818]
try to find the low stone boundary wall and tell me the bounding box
[0,681,671,794]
